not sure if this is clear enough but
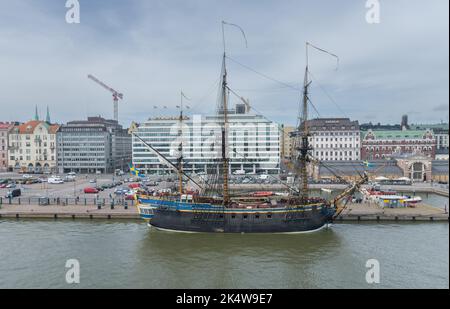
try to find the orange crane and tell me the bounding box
[87,74,123,122]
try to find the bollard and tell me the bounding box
[18,198,21,205]
[111,203,114,210]
[84,198,87,205]
[98,204,101,210]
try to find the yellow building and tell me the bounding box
[281,125,296,160]
[8,120,60,173]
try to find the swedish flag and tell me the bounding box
[363,160,375,169]
[129,164,145,178]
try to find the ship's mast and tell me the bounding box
[299,43,312,203]
[221,54,230,205]
[298,42,339,203]
[220,21,247,206]
[177,90,185,196]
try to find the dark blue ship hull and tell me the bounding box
[138,197,335,233]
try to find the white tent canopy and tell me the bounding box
[396,177,411,181]
[374,176,389,181]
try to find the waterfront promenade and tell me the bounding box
[0,201,447,222]
[0,203,139,219]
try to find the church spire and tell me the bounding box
[46,106,51,123]
[34,105,39,121]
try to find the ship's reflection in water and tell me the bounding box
[136,227,342,288]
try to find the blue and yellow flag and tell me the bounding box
[363,160,375,169]
[129,163,145,178]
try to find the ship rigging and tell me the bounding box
[133,22,368,233]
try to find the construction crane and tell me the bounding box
[87,74,123,122]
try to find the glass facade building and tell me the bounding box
[132,110,281,175]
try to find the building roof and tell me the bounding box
[12,120,60,134]
[305,118,359,131]
[362,129,431,140]
[0,122,14,130]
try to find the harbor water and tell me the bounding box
[0,218,448,289]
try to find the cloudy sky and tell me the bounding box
[0,0,448,127]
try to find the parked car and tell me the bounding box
[84,187,99,194]
[48,177,64,184]
[6,183,16,189]
[114,188,129,195]
[22,174,33,179]
[128,183,141,189]
[0,183,8,188]
[5,189,21,198]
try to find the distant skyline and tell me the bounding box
[0,0,448,127]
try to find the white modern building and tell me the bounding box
[300,118,361,161]
[132,106,281,175]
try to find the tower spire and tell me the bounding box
[34,105,39,121]
[46,106,51,123]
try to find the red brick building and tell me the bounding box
[361,129,436,160]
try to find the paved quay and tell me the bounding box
[0,201,448,222]
[336,202,449,222]
[0,204,140,219]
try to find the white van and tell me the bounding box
[259,174,269,180]
[48,176,64,184]
[233,170,246,175]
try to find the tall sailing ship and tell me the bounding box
[134,25,368,233]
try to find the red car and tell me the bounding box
[0,184,8,188]
[84,187,99,194]
[128,183,141,189]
